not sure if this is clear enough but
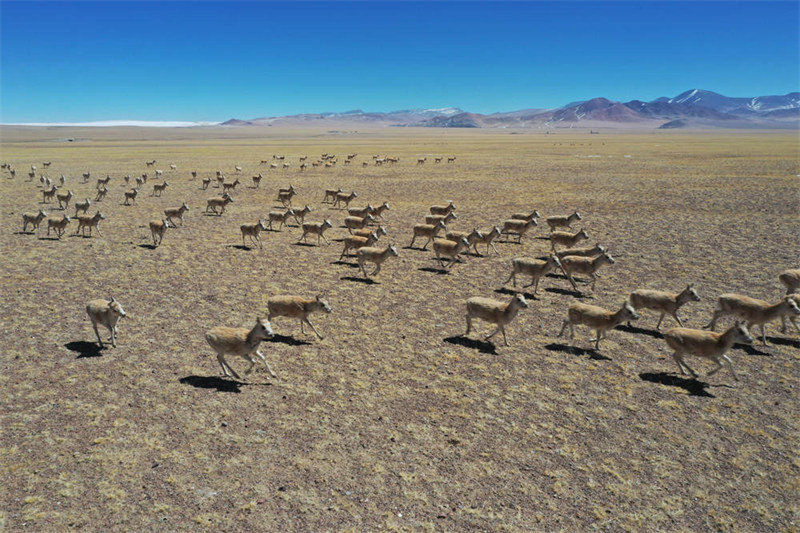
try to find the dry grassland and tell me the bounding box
[0,128,798,530]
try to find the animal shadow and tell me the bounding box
[494,287,538,300]
[616,324,663,339]
[545,287,586,298]
[226,244,253,251]
[269,334,312,347]
[65,341,105,358]
[735,343,771,356]
[544,342,611,361]
[419,266,449,274]
[292,242,317,247]
[766,336,800,349]
[331,260,358,267]
[14,231,34,235]
[639,372,714,398]
[38,236,61,241]
[179,375,243,393]
[444,335,497,355]
[138,243,157,250]
[340,276,377,285]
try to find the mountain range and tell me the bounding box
[222,90,799,129]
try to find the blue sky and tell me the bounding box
[1,1,798,122]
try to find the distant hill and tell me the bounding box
[218,90,799,130]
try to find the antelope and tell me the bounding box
[409,221,447,250]
[74,212,106,237]
[169,163,177,170]
[417,157,426,164]
[252,174,262,188]
[201,177,211,190]
[362,161,369,167]
[664,323,753,381]
[292,205,312,225]
[268,209,296,231]
[216,174,225,188]
[432,237,471,268]
[504,255,568,296]
[149,219,168,247]
[86,297,127,348]
[46,215,72,238]
[96,175,111,188]
[550,229,589,251]
[282,163,290,169]
[95,186,108,202]
[333,191,358,209]
[429,201,456,216]
[471,226,503,256]
[353,225,387,241]
[628,285,701,330]
[164,203,189,226]
[299,156,307,162]
[205,317,276,380]
[267,295,332,340]
[22,210,48,233]
[270,163,279,169]
[425,212,458,226]
[371,202,390,220]
[356,245,398,279]
[206,193,234,215]
[152,181,169,197]
[56,189,74,210]
[123,188,138,205]
[124,174,131,185]
[705,293,800,345]
[240,220,268,249]
[81,172,91,183]
[780,294,800,335]
[234,165,242,173]
[511,210,541,222]
[779,269,800,294]
[558,301,639,350]
[42,161,51,167]
[59,174,66,186]
[345,215,376,233]
[464,294,529,347]
[546,211,582,231]
[555,243,606,259]
[28,170,36,180]
[74,198,91,215]
[222,178,240,194]
[560,252,615,292]
[299,163,307,170]
[260,160,269,165]
[446,228,482,255]
[447,156,456,163]
[340,231,379,259]
[322,188,343,204]
[501,218,538,244]
[347,205,375,219]
[42,185,59,203]
[191,170,198,178]
[140,173,148,183]
[155,169,163,178]
[298,220,333,245]
[146,160,156,166]
[434,157,443,163]
[135,176,145,189]
[344,159,351,165]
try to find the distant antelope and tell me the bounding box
[504,255,568,296]
[42,185,59,203]
[22,210,48,233]
[251,174,262,188]
[152,181,169,197]
[74,198,91,215]
[322,188,343,204]
[46,214,71,238]
[96,175,111,189]
[206,193,233,215]
[546,211,582,231]
[56,189,74,209]
[240,220,268,249]
[42,161,51,167]
[169,163,177,170]
[149,219,168,247]
[74,212,106,237]
[434,157,443,163]
[201,176,211,190]
[550,229,589,251]
[447,156,456,163]
[164,202,189,226]
[409,221,447,250]
[417,157,426,164]
[501,218,538,244]
[145,160,156,166]
[298,220,333,245]
[464,294,529,347]
[81,172,91,183]
[429,201,456,216]
[333,191,358,209]
[95,186,108,202]
[234,165,242,173]
[123,188,138,205]
[222,178,240,194]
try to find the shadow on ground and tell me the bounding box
[65,341,105,358]
[444,335,497,354]
[544,342,611,361]
[179,375,243,393]
[639,372,714,398]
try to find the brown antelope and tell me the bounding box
[464,294,528,347]
[546,211,582,231]
[267,295,332,340]
[664,323,753,381]
[558,301,639,350]
[628,285,701,330]
[268,209,296,231]
[409,221,447,250]
[22,210,48,233]
[56,189,74,210]
[74,212,106,237]
[164,203,189,226]
[240,220,268,249]
[298,220,333,245]
[149,219,168,247]
[206,193,234,215]
[705,293,800,345]
[46,215,71,238]
[86,297,127,348]
[356,245,398,279]
[205,317,276,380]
[152,181,169,197]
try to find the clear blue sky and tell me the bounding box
[1,1,797,122]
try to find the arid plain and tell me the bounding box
[1,127,798,530]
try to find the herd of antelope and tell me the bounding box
[4,155,798,386]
